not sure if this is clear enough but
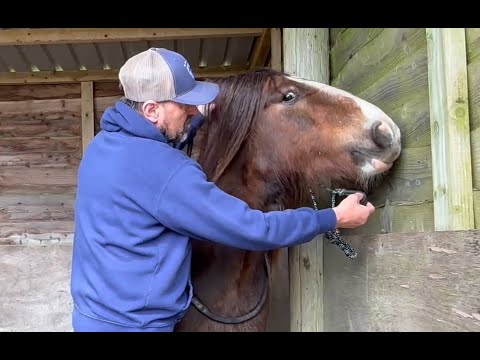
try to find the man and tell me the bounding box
[70,47,375,332]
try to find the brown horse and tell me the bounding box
[174,68,402,332]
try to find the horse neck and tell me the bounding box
[188,120,270,323]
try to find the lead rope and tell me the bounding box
[308,188,358,259]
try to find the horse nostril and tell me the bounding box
[372,121,394,149]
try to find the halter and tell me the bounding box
[309,187,367,260]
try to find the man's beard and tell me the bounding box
[164,116,193,144]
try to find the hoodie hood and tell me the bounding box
[100,100,206,149]
[101,100,168,143]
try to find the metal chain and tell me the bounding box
[309,188,358,260]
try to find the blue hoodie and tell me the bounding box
[70,100,337,331]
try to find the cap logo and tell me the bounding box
[184,60,194,80]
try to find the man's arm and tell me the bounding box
[155,160,337,251]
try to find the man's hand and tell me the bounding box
[332,193,375,229]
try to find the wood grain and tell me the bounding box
[283,28,329,332]
[324,229,480,332]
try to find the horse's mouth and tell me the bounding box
[352,151,393,174]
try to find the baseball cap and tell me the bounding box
[118,47,219,105]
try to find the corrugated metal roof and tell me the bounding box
[0,28,272,84]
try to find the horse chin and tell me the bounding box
[360,158,392,176]
[351,150,393,174]
[351,162,388,194]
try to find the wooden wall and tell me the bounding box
[467,28,480,227]
[330,28,435,235]
[329,28,480,233]
[0,82,121,245]
[324,28,480,332]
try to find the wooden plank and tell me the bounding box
[0,83,81,101]
[270,28,282,71]
[324,229,480,332]
[366,83,430,149]
[0,244,73,331]
[467,55,480,132]
[472,127,480,190]
[0,137,79,154]
[283,28,329,332]
[341,201,435,236]
[81,82,94,155]
[0,97,81,115]
[466,28,480,64]
[0,165,78,187]
[93,82,122,97]
[0,185,76,196]
[329,28,347,47]
[473,190,480,228]
[426,28,474,230]
[268,30,289,330]
[0,151,81,168]
[330,28,384,81]
[0,65,250,85]
[0,194,75,207]
[331,28,426,94]
[0,28,265,46]
[366,146,433,206]
[249,29,271,69]
[0,221,74,245]
[0,194,74,223]
[353,44,429,117]
[0,116,80,138]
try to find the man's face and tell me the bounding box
[156,102,200,143]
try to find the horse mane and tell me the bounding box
[198,68,284,183]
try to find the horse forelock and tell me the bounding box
[198,68,282,182]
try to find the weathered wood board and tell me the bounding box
[0,82,120,244]
[0,244,73,332]
[323,230,480,332]
[466,28,480,195]
[329,28,434,235]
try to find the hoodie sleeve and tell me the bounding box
[155,160,337,251]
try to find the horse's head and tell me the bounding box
[198,68,401,209]
[260,70,401,189]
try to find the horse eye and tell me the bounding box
[282,92,296,103]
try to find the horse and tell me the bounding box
[174,68,402,332]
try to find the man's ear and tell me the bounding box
[142,101,163,123]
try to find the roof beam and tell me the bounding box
[249,28,272,69]
[0,65,250,85]
[0,28,265,46]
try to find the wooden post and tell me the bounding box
[426,28,474,231]
[81,81,95,156]
[270,28,282,71]
[283,28,330,332]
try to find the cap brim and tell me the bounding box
[172,81,220,106]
